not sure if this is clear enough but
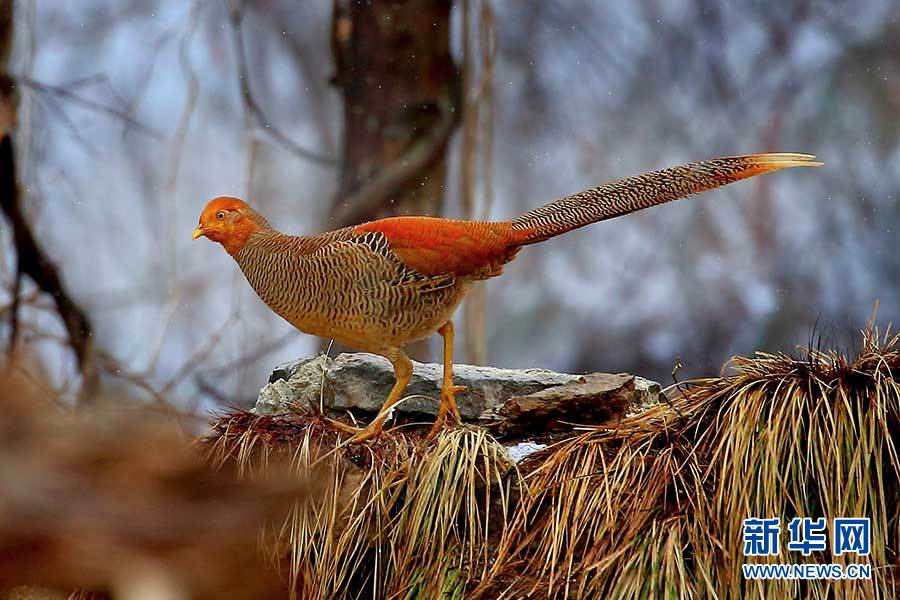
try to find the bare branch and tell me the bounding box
[0,99,98,399]
[206,329,298,376]
[228,2,337,167]
[17,75,163,139]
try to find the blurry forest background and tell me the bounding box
[1,0,898,411]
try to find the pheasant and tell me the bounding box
[193,153,820,441]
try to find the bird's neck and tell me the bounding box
[241,229,326,252]
[221,207,274,255]
[232,230,329,268]
[232,230,324,311]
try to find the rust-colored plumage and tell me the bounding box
[354,218,533,277]
[194,153,821,441]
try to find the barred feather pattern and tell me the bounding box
[511,153,820,245]
[233,229,468,351]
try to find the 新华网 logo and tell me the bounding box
[741,517,872,581]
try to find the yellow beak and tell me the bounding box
[192,227,204,240]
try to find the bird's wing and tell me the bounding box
[352,216,533,278]
[303,232,457,301]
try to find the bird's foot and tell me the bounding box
[442,384,465,422]
[427,410,461,439]
[427,384,466,439]
[326,417,384,443]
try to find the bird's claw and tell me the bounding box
[326,417,383,443]
[441,385,465,420]
[428,384,465,439]
[443,384,466,397]
[426,410,460,440]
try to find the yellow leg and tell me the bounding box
[329,349,412,443]
[428,321,465,438]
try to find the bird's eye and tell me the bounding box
[216,211,226,220]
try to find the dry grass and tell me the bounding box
[387,427,516,599]
[204,412,411,599]
[203,415,516,600]
[476,327,900,599]
[474,406,711,598]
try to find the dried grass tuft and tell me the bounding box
[202,414,516,600]
[387,426,516,600]
[476,327,900,599]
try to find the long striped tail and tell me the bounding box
[510,153,821,245]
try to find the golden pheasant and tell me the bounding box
[193,153,819,441]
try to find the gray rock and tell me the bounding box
[256,352,582,418]
[485,372,637,436]
[630,376,664,415]
[254,352,664,424]
[256,354,331,415]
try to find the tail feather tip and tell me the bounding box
[750,152,823,169]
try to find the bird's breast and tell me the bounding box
[233,239,473,348]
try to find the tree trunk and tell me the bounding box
[329,0,461,360]
[330,0,459,224]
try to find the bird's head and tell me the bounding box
[192,196,269,255]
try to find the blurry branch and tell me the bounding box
[96,306,248,411]
[0,288,39,323]
[0,0,9,68]
[164,0,204,278]
[256,8,339,157]
[231,1,262,201]
[159,318,232,398]
[460,0,480,365]
[195,375,242,406]
[0,31,98,402]
[195,329,298,406]
[31,88,100,156]
[122,0,215,146]
[696,0,733,102]
[206,329,297,376]
[228,1,337,167]
[460,0,477,228]
[17,76,163,139]
[3,227,92,383]
[478,0,496,221]
[169,4,203,154]
[96,350,173,411]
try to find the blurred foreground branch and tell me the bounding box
[0,0,98,401]
[0,368,300,599]
[0,127,98,399]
